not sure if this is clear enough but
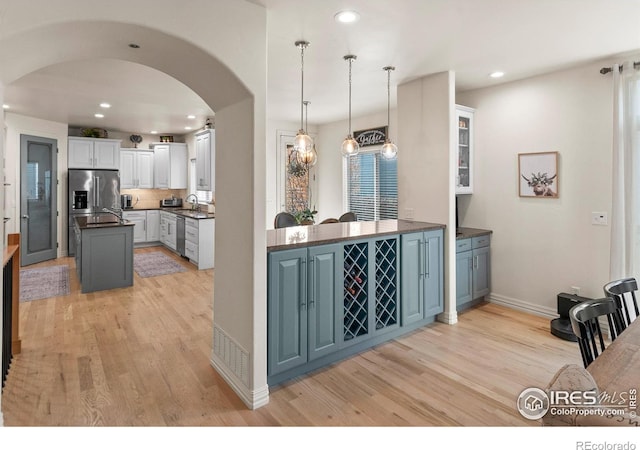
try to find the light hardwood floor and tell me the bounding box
[2,247,583,426]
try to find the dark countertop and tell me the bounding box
[123,207,215,220]
[267,219,445,252]
[456,227,492,240]
[75,215,134,230]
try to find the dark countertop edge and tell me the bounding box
[74,216,134,230]
[267,220,445,252]
[123,207,215,219]
[456,227,492,240]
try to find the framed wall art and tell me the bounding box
[518,151,559,198]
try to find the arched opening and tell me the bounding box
[0,16,268,413]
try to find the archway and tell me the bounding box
[0,11,268,414]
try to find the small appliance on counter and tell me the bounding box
[160,197,182,207]
[121,194,133,209]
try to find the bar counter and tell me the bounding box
[267,219,445,252]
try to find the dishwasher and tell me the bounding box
[176,216,186,257]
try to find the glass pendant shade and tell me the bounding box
[294,130,313,154]
[341,135,359,156]
[297,145,318,166]
[380,139,398,159]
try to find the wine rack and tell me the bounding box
[343,242,369,341]
[375,238,398,330]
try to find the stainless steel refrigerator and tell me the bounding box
[68,169,120,256]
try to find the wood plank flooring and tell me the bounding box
[1,247,583,426]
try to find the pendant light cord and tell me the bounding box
[348,57,353,135]
[300,45,305,131]
[383,66,395,139]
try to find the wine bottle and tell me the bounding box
[344,280,356,296]
[350,270,363,284]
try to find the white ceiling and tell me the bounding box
[4,0,640,134]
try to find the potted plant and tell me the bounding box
[294,207,317,225]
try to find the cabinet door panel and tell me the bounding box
[94,140,119,169]
[153,145,170,188]
[120,151,136,188]
[424,230,444,316]
[268,249,307,375]
[456,250,473,306]
[308,244,341,360]
[472,245,490,300]
[136,152,155,188]
[68,139,94,169]
[401,232,424,325]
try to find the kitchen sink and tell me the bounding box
[173,209,211,219]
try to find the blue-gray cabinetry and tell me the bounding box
[400,229,444,324]
[456,233,490,309]
[267,222,443,385]
[268,244,342,376]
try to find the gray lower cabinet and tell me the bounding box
[268,232,440,385]
[400,229,444,325]
[268,244,342,376]
[456,234,490,309]
[77,224,134,293]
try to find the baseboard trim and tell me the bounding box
[438,310,458,324]
[210,352,269,410]
[488,292,557,318]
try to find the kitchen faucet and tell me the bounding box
[185,194,199,211]
[102,207,123,222]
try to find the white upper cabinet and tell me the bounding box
[151,143,187,189]
[68,137,121,170]
[120,150,154,189]
[455,105,475,195]
[195,129,215,191]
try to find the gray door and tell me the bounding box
[20,134,57,266]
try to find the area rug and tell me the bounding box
[20,265,70,302]
[134,251,187,278]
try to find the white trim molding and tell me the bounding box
[488,293,557,318]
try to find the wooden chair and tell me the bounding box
[569,297,623,368]
[338,212,357,222]
[603,277,639,329]
[274,212,297,229]
[320,218,339,224]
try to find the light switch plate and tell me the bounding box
[405,208,414,220]
[591,212,608,226]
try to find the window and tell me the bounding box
[344,150,397,221]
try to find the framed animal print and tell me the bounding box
[518,151,559,198]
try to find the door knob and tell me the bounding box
[22,214,29,219]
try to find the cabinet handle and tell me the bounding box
[423,240,430,277]
[300,259,307,310]
[143,219,146,232]
[473,255,478,270]
[309,258,315,308]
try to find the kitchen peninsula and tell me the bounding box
[74,215,134,293]
[267,219,445,385]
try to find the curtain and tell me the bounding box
[610,62,640,287]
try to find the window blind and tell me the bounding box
[345,151,398,221]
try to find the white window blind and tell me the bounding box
[345,151,398,221]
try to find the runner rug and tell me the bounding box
[134,251,187,278]
[20,265,70,302]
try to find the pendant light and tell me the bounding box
[293,40,314,155]
[297,100,318,166]
[381,66,398,160]
[341,55,360,156]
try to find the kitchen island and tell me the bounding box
[267,219,445,385]
[74,215,135,293]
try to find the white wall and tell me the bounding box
[0,82,4,427]
[316,109,393,221]
[5,113,68,254]
[457,60,613,315]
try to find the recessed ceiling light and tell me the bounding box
[334,10,360,24]
[2,104,9,109]
[187,115,196,119]
[490,71,505,78]
[150,131,158,135]
[100,103,111,108]
[94,113,104,118]
[184,126,192,130]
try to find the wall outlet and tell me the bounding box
[571,286,580,295]
[591,212,608,226]
[405,208,414,220]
